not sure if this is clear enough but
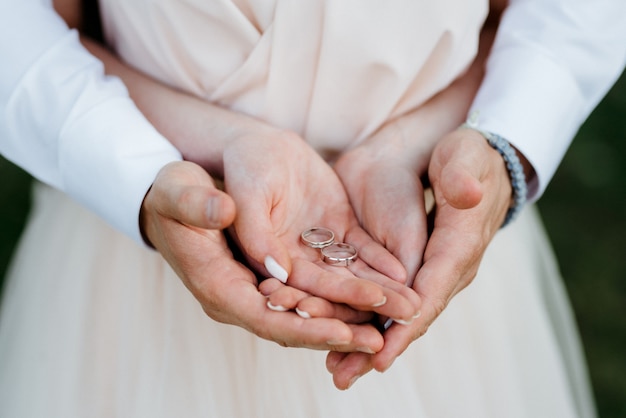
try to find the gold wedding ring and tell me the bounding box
[321,243,358,267]
[300,227,335,249]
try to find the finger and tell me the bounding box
[261,273,381,324]
[414,220,480,317]
[257,277,285,296]
[328,352,374,390]
[348,261,422,323]
[152,162,236,230]
[258,306,384,353]
[146,166,381,353]
[208,274,357,349]
[162,184,237,229]
[370,219,480,372]
[346,323,385,354]
[296,296,375,324]
[289,258,420,323]
[205,264,384,352]
[370,319,422,372]
[326,351,348,373]
[344,227,407,283]
[430,130,496,210]
[229,185,292,283]
[353,167,428,283]
[288,259,388,309]
[439,161,483,209]
[265,284,311,312]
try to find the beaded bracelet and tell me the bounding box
[461,114,527,227]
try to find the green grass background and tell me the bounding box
[1,72,625,416]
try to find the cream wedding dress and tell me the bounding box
[0,1,595,416]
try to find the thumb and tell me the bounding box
[430,130,489,210]
[150,161,236,230]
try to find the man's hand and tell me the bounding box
[327,128,514,388]
[140,161,389,352]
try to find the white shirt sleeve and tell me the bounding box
[470,0,626,200]
[0,0,182,244]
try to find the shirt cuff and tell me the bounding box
[60,96,182,245]
[469,44,586,201]
[2,28,182,245]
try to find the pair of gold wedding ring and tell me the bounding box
[300,227,357,267]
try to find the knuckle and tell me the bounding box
[175,188,197,210]
[275,340,290,348]
[431,298,449,319]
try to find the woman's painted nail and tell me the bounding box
[372,296,387,308]
[266,300,288,312]
[393,311,421,325]
[295,308,311,319]
[264,256,288,283]
[393,317,413,326]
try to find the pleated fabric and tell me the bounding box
[0,184,594,417]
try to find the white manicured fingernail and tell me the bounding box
[357,347,376,354]
[264,256,288,283]
[295,308,311,319]
[385,312,420,328]
[372,296,387,308]
[393,317,413,326]
[266,301,288,312]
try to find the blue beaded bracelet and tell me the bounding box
[461,115,527,227]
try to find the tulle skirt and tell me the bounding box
[0,183,595,417]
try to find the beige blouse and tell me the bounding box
[100,0,487,156]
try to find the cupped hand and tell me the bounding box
[221,128,420,323]
[333,131,432,285]
[327,127,515,388]
[140,160,386,352]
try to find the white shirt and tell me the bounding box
[0,1,182,244]
[471,0,626,198]
[1,0,625,243]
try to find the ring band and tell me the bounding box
[301,227,335,249]
[321,243,358,266]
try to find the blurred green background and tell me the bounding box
[1,72,625,416]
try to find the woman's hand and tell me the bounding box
[333,127,433,285]
[80,35,420,330]
[221,128,420,324]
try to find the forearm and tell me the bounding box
[350,18,499,171]
[0,0,180,244]
[56,0,281,178]
[80,38,283,178]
